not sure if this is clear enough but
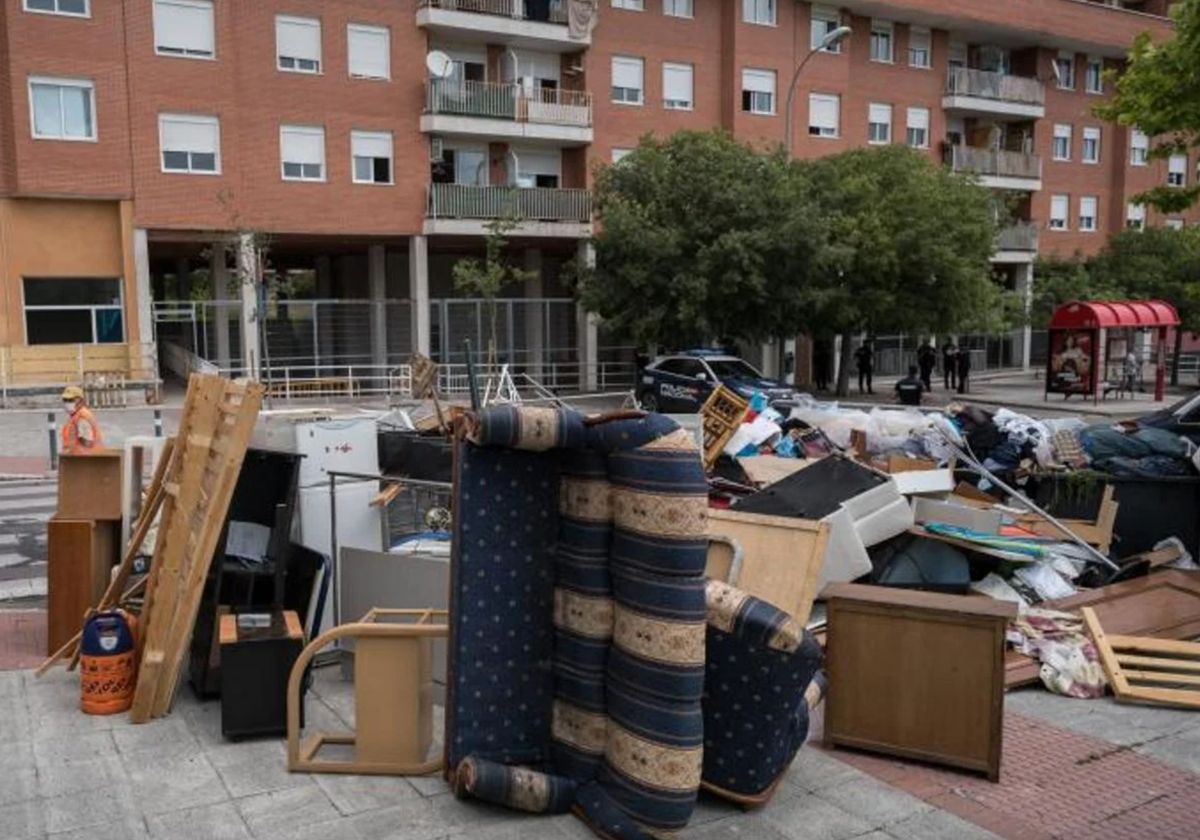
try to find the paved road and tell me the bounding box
[0,479,55,609]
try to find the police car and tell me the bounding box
[636,350,794,413]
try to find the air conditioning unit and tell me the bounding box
[430,137,444,163]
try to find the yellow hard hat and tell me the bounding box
[61,385,84,401]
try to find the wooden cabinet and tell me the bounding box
[824,584,1017,782]
[47,517,118,654]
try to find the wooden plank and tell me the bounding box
[1124,669,1200,687]
[1116,654,1200,674]
[56,451,124,520]
[1120,685,1200,709]
[1107,635,1200,656]
[737,456,819,487]
[1082,606,1133,697]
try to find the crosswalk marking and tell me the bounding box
[0,482,56,499]
[0,577,47,601]
[0,553,27,569]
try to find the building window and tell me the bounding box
[352,130,393,185]
[1166,218,1185,230]
[159,114,219,174]
[612,0,644,9]
[348,24,389,80]
[1049,195,1069,230]
[1052,124,1072,161]
[1130,129,1149,166]
[744,69,777,115]
[1079,196,1097,232]
[1055,51,1075,90]
[869,20,893,63]
[153,0,214,59]
[1082,127,1100,164]
[23,0,88,17]
[808,92,839,137]
[905,106,929,148]
[280,125,326,181]
[1126,203,1145,230]
[277,15,321,73]
[810,5,842,53]
[908,26,931,69]
[433,146,487,186]
[1085,56,1103,94]
[612,148,633,163]
[23,278,123,345]
[1168,154,1187,187]
[663,62,693,110]
[611,56,644,105]
[29,77,95,141]
[743,0,775,26]
[868,102,891,144]
[514,149,561,188]
[663,0,692,17]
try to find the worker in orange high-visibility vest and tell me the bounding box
[60,385,103,454]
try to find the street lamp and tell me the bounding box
[783,25,852,160]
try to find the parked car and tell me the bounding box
[636,350,793,413]
[1136,390,1200,444]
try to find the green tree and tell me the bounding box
[571,130,827,348]
[1094,0,1200,212]
[800,145,1000,395]
[1028,252,1120,327]
[1087,226,1200,384]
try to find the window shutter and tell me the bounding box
[868,103,891,124]
[282,126,325,164]
[909,26,930,52]
[906,107,928,131]
[1054,124,1070,139]
[810,94,838,130]
[277,16,321,61]
[521,51,562,83]
[348,25,389,78]
[155,0,214,54]
[1080,197,1096,216]
[612,57,643,90]
[1051,195,1068,220]
[663,63,692,102]
[1169,155,1186,175]
[352,131,392,159]
[161,115,218,153]
[743,69,774,94]
[1132,130,1148,150]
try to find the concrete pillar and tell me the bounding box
[760,342,777,378]
[368,244,388,371]
[315,256,333,375]
[133,228,153,347]
[1018,262,1034,371]
[524,248,544,381]
[238,233,261,380]
[576,241,598,391]
[174,256,190,301]
[211,245,231,371]
[409,235,430,357]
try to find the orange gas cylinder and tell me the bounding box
[79,610,138,715]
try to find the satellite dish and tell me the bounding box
[426,51,454,80]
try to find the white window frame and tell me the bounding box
[347,23,390,81]
[907,26,931,69]
[1130,129,1149,166]
[1081,127,1100,164]
[153,0,215,60]
[158,113,220,175]
[612,0,645,9]
[662,62,693,110]
[276,15,322,74]
[28,76,96,142]
[1049,195,1069,230]
[1126,203,1146,231]
[740,69,776,116]
[1168,154,1187,187]
[867,102,891,145]
[869,20,894,64]
[1052,124,1072,162]
[810,5,842,53]
[1085,56,1103,94]
[612,148,633,163]
[280,124,326,182]
[22,0,89,18]
[611,56,644,106]
[808,92,840,138]
[663,0,692,18]
[1055,51,1075,90]
[905,106,929,149]
[351,129,394,186]
[743,0,776,26]
[1079,196,1097,232]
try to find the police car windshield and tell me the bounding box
[705,359,763,380]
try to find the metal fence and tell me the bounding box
[418,0,568,23]
[996,223,1039,252]
[946,146,1042,180]
[945,68,1045,105]
[427,184,593,222]
[427,80,592,126]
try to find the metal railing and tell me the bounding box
[417,0,568,24]
[946,145,1043,180]
[945,68,1045,106]
[426,80,592,127]
[427,184,592,222]
[996,222,1040,251]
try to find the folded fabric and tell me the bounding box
[1079,426,1151,462]
[453,757,577,814]
[1050,428,1088,468]
[1008,609,1106,699]
[1132,427,1194,460]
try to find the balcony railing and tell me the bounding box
[417,0,568,24]
[945,145,1043,180]
[945,68,1045,106]
[996,222,1040,251]
[427,80,593,127]
[428,184,592,222]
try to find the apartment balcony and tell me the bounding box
[424,183,593,237]
[421,80,593,145]
[943,68,1045,120]
[416,0,588,51]
[945,145,1043,192]
[993,222,1039,263]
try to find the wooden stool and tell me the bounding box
[287,608,448,776]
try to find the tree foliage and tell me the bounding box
[1094,0,1200,212]
[1029,252,1121,327]
[453,213,537,369]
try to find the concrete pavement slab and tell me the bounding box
[761,792,878,840]
[235,785,340,837]
[122,751,229,818]
[41,783,140,835]
[886,809,1005,840]
[314,773,423,816]
[206,738,316,799]
[0,798,43,840]
[53,815,152,840]
[814,776,934,827]
[147,801,253,840]
[35,754,128,799]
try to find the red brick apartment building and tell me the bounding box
[0,0,1188,390]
